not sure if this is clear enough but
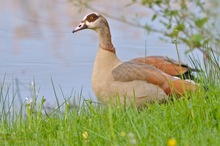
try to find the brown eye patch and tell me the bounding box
[85,13,99,22]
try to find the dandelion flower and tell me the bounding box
[167,138,177,146]
[82,131,88,140]
[130,138,137,145]
[127,132,137,145]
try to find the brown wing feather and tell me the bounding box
[112,61,196,96]
[171,79,196,95]
[131,56,189,76]
[112,61,172,95]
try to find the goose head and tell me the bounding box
[72,12,109,33]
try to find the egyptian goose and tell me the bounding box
[72,12,197,107]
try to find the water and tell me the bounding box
[0,0,203,106]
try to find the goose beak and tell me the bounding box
[72,22,88,33]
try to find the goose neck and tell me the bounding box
[97,26,114,51]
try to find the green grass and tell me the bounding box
[0,81,220,145]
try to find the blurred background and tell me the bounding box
[0,0,218,107]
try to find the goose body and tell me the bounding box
[73,12,196,107]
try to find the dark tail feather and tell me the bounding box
[175,71,197,80]
[189,67,201,72]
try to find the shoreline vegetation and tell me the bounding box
[0,78,220,145]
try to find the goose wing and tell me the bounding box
[112,61,196,96]
[112,61,171,94]
[131,56,194,77]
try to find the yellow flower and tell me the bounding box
[82,131,88,140]
[120,131,126,137]
[167,138,177,146]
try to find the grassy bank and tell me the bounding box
[0,81,220,145]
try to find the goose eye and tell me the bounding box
[90,16,93,20]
